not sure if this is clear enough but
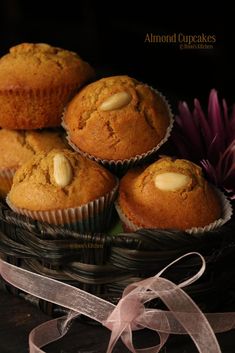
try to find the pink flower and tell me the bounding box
[172,89,235,199]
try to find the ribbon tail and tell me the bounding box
[143,310,235,335]
[105,322,127,353]
[29,310,80,353]
[121,325,136,353]
[1,252,233,353]
[29,316,66,353]
[121,324,169,353]
[148,277,222,353]
[0,258,114,322]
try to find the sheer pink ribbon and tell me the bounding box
[1,252,235,353]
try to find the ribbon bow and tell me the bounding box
[1,252,235,353]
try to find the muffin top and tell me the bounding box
[63,75,171,160]
[118,157,222,230]
[0,129,69,170]
[8,149,117,210]
[0,43,94,90]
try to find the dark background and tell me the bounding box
[0,4,235,352]
[0,0,233,112]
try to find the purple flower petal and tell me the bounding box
[223,99,229,129]
[173,89,235,199]
[194,98,212,146]
[208,89,225,151]
[224,163,235,180]
[228,104,235,143]
[207,135,221,163]
[201,159,218,184]
[178,101,203,153]
[175,114,184,129]
[221,141,235,171]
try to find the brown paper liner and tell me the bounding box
[0,167,16,180]
[6,179,119,233]
[115,187,233,235]
[62,87,174,174]
[0,167,17,198]
[0,84,78,130]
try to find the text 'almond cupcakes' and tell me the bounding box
[7,149,118,232]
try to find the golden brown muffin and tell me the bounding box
[0,128,69,197]
[117,157,222,231]
[63,75,171,160]
[8,149,117,211]
[0,43,94,129]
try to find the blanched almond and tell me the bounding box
[99,91,132,111]
[154,172,191,191]
[53,153,73,187]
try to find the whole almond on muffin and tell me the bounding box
[63,75,172,162]
[0,43,94,129]
[116,157,222,231]
[0,128,69,197]
[7,149,118,232]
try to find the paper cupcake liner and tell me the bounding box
[0,84,78,130]
[0,167,17,197]
[115,186,233,235]
[0,167,16,179]
[6,179,119,233]
[62,86,174,174]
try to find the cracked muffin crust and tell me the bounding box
[63,75,171,160]
[7,149,118,231]
[0,43,95,129]
[117,157,222,231]
[8,149,117,210]
[0,128,68,197]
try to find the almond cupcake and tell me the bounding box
[63,75,173,172]
[0,128,69,197]
[7,149,118,232]
[116,157,232,233]
[0,43,94,129]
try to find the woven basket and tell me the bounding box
[1,198,235,316]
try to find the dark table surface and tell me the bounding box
[0,289,235,353]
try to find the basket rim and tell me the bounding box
[1,198,235,248]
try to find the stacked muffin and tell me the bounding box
[7,149,118,232]
[1,42,229,234]
[0,42,94,129]
[0,42,94,196]
[0,42,120,232]
[60,75,229,233]
[0,129,69,197]
[63,75,173,171]
[116,157,228,233]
